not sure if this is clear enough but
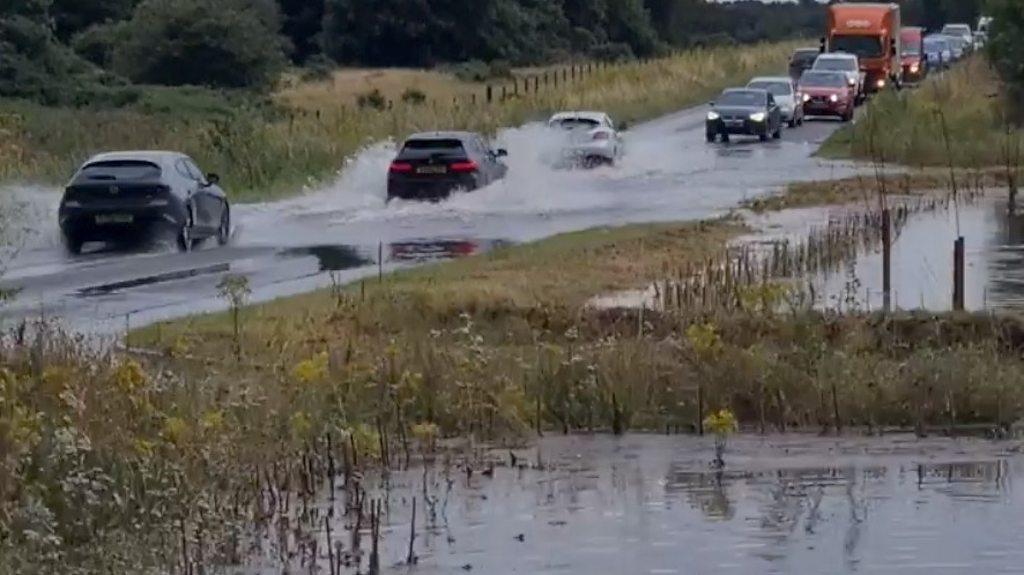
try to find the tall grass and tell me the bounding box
[821,56,1024,171]
[0,41,803,202]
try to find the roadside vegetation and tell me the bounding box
[0,40,801,201]
[821,57,1023,171]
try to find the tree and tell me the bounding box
[49,0,138,41]
[0,0,95,102]
[113,0,288,89]
[277,0,324,64]
[987,0,1024,108]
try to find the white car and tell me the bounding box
[747,76,804,128]
[941,24,975,53]
[547,111,624,168]
[812,53,866,104]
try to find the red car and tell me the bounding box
[901,27,927,84]
[798,70,855,122]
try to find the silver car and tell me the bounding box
[547,111,624,168]
[747,76,804,127]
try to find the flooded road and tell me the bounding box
[0,107,853,331]
[247,434,1024,575]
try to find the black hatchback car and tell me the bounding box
[58,151,230,254]
[789,48,822,80]
[705,89,783,143]
[387,132,508,202]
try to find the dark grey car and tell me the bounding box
[58,151,230,254]
[387,132,508,202]
[705,89,783,143]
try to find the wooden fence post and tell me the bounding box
[486,85,493,103]
[882,209,892,313]
[953,236,965,311]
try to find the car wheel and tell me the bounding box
[759,132,769,142]
[788,118,797,129]
[62,233,83,256]
[217,206,231,246]
[706,132,716,143]
[177,219,194,252]
[773,126,782,139]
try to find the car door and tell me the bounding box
[604,115,622,156]
[183,158,220,232]
[174,159,204,228]
[765,94,776,131]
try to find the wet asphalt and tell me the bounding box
[0,106,856,331]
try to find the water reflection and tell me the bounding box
[239,435,1024,575]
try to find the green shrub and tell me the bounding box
[401,88,427,105]
[112,0,288,89]
[70,21,128,68]
[356,88,386,110]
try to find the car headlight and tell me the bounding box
[848,78,856,86]
[910,63,920,73]
[749,112,766,122]
[830,94,839,103]
[876,79,886,89]
[707,111,720,121]
[803,94,811,102]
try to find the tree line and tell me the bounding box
[0,0,1003,106]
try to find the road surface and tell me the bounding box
[0,106,857,332]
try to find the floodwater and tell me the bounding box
[245,434,1024,575]
[0,108,855,331]
[751,193,1024,313]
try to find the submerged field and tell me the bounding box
[0,41,802,202]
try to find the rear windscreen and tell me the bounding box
[748,81,792,96]
[553,118,600,130]
[402,139,465,152]
[815,57,856,71]
[78,161,161,181]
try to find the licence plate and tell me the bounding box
[725,120,744,127]
[95,214,134,225]
[416,165,447,175]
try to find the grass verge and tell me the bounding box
[9,172,1024,571]
[0,41,803,202]
[820,56,1024,177]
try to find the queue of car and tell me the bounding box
[55,5,988,255]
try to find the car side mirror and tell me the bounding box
[205,173,220,186]
[708,102,715,107]
[494,149,508,158]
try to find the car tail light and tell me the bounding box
[389,162,413,174]
[592,132,610,141]
[450,161,478,173]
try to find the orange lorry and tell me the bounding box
[825,3,902,92]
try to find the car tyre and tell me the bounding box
[177,219,194,253]
[217,206,231,246]
[759,132,769,142]
[62,233,83,256]
[773,125,782,139]
[788,118,797,129]
[706,132,716,143]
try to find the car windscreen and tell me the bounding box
[924,37,949,50]
[553,118,600,130]
[831,36,883,59]
[748,81,792,96]
[799,72,848,88]
[942,25,971,36]
[902,42,921,56]
[814,57,856,72]
[715,91,765,107]
[77,161,162,181]
[399,139,467,158]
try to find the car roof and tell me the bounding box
[548,111,609,122]
[405,131,479,141]
[748,76,793,85]
[818,52,857,60]
[84,150,188,166]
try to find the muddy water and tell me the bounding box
[249,434,1024,574]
